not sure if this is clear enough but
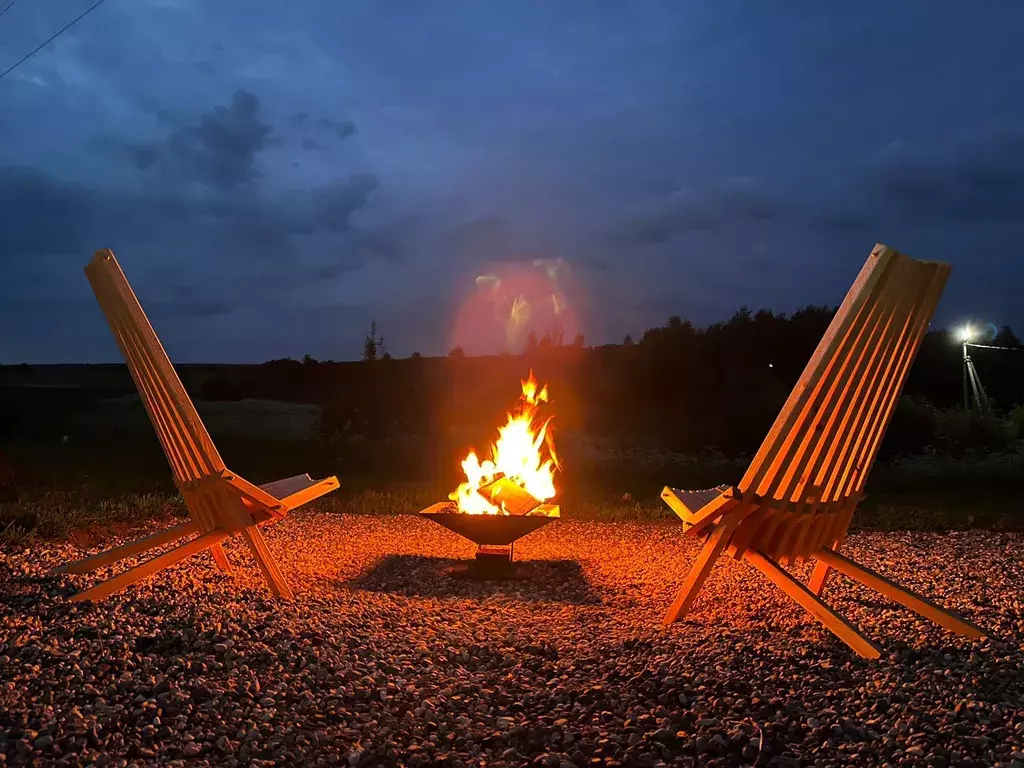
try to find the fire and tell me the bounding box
[450,371,559,514]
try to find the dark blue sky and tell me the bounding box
[2,1,1023,362]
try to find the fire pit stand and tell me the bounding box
[418,477,560,579]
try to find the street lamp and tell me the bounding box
[959,327,974,411]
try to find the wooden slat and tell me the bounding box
[744,550,882,659]
[778,254,918,504]
[259,473,317,499]
[662,507,745,623]
[211,544,232,573]
[817,548,985,639]
[277,476,341,510]
[87,259,207,482]
[86,250,225,478]
[739,245,897,500]
[660,486,736,533]
[228,474,289,518]
[837,265,951,498]
[56,520,200,574]
[728,506,772,559]
[818,264,935,502]
[69,530,229,603]
[242,526,294,600]
[86,270,197,483]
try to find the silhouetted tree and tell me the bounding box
[572,333,585,347]
[363,320,384,361]
[449,345,466,358]
[523,330,539,354]
[994,326,1022,348]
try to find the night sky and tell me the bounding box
[2,1,1023,363]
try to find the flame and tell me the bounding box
[449,371,559,514]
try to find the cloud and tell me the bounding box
[0,169,97,254]
[870,124,1024,222]
[0,85,384,341]
[160,88,274,193]
[613,178,786,246]
[318,118,358,140]
[301,139,325,151]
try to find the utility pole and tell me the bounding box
[962,335,970,412]
[957,326,993,414]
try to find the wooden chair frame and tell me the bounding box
[660,244,985,658]
[57,249,340,602]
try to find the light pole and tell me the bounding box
[959,326,973,412]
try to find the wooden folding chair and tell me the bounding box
[660,244,985,658]
[57,249,340,602]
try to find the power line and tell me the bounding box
[0,3,15,21]
[966,342,1023,352]
[0,0,104,84]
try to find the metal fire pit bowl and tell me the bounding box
[419,500,559,580]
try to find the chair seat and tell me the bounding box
[259,473,319,499]
[666,485,731,515]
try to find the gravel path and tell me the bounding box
[2,513,1022,767]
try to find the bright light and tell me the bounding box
[958,326,974,344]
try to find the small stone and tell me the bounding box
[183,742,202,757]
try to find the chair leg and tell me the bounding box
[816,548,985,639]
[808,557,833,596]
[242,526,294,600]
[211,544,232,574]
[663,512,741,625]
[744,549,882,659]
[69,530,228,603]
[809,510,854,595]
[55,520,201,575]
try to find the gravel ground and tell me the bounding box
[1,513,1022,767]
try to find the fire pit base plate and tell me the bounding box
[449,562,536,581]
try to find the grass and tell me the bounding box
[2,394,1022,544]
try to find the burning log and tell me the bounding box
[419,373,561,579]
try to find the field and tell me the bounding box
[2,362,1024,543]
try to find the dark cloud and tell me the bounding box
[150,291,233,319]
[0,85,382,334]
[614,179,786,246]
[291,112,309,128]
[317,117,358,140]
[871,125,1024,222]
[132,146,160,170]
[301,139,325,151]
[0,169,96,254]
[161,89,273,193]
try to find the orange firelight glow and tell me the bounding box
[449,371,559,514]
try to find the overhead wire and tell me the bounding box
[0,0,105,83]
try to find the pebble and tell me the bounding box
[0,514,1020,767]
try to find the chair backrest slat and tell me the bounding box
[833,264,948,499]
[738,244,949,507]
[770,255,915,504]
[85,249,225,484]
[806,264,927,503]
